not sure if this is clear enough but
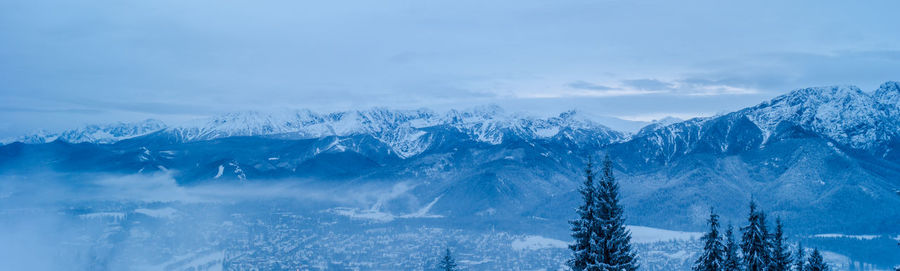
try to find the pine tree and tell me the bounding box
[795,243,805,271]
[593,156,639,271]
[439,248,458,271]
[694,209,725,271]
[805,248,829,271]
[569,158,599,271]
[722,224,741,271]
[741,200,770,271]
[769,218,792,271]
[759,211,773,265]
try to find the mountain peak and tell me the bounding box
[874,81,900,106]
[778,85,864,104]
[2,119,167,145]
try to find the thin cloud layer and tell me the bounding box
[0,0,898,136]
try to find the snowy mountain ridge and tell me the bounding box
[624,81,900,163]
[165,105,626,158]
[5,81,900,159]
[1,119,167,145]
[2,105,625,158]
[743,83,900,150]
[2,83,900,239]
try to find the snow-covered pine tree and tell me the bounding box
[569,158,599,271]
[805,248,829,271]
[759,211,773,265]
[693,209,725,271]
[741,201,770,271]
[722,224,741,271]
[795,243,805,271]
[593,156,639,271]
[769,218,792,271]
[439,248,458,271]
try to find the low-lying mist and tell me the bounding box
[0,172,436,270]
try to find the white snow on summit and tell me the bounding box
[161,105,624,158]
[1,119,166,145]
[744,85,900,150]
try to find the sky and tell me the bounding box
[1,0,899,137]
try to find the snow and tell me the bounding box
[139,250,224,271]
[79,212,126,221]
[135,207,178,218]
[401,196,442,218]
[4,106,627,159]
[744,85,899,151]
[1,119,166,145]
[329,207,396,222]
[508,226,701,251]
[812,233,881,240]
[511,235,569,250]
[627,225,702,243]
[329,196,443,222]
[534,127,560,138]
[214,165,224,179]
[645,249,693,261]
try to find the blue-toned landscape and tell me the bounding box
[1,1,899,270]
[2,82,900,269]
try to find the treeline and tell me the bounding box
[693,202,830,271]
[566,156,834,271]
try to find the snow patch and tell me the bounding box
[134,207,178,219]
[812,233,880,240]
[328,196,443,222]
[214,165,224,179]
[628,225,702,243]
[511,235,569,250]
[79,212,126,221]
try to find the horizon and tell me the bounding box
[3,80,897,139]
[3,0,900,138]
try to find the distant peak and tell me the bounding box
[878,81,900,90]
[760,85,865,109]
[558,109,579,119]
[874,81,900,106]
[651,116,683,125]
[789,85,863,98]
[875,81,900,95]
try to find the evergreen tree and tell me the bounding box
[741,201,770,271]
[795,243,805,271]
[805,248,829,271]
[592,156,639,271]
[769,218,792,271]
[439,248,458,271]
[758,211,773,265]
[569,158,599,271]
[722,224,741,271]
[694,209,725,271]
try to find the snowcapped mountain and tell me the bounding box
[0,119,167,145]
[613,82,900,165]
[3,105,626,159]
[602,82,900,233]
[1,82,899,235]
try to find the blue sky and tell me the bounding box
[1,0,899,136]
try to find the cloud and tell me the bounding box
[684,50,900,93]
[613,78,759,96]
[566,80,615,91]
[673,78,760,96]
[621,79,674,91]
[1,0,898,135]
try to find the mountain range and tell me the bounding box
[1,82,899,234]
